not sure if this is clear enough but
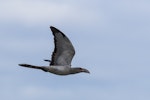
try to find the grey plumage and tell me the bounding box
[19,26,90,75]
[50,26,75,66]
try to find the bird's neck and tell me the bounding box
[69,68,81,74]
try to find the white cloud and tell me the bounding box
[0,1,68,22]
[0,0,100,25]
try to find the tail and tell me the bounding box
[18,64,48,72]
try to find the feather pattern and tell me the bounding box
[50,26,75,66]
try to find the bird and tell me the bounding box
[19,26,90,75]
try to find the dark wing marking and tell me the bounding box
[50,26,75,66]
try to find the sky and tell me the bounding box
[0,0,150,100]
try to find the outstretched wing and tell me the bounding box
[50,26,75,66]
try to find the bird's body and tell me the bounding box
[19,26,90,75]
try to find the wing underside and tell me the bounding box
[50,26,75,66]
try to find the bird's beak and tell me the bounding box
[82,69,90,74]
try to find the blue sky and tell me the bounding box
[0,0,150,100]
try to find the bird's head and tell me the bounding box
[70,67,90,74]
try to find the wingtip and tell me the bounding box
[50,26,54,29]
[50,26,66,37]
[50,26,59,32]
[50,26,59,31]
[44,59,51,62]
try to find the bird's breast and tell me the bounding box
[48,65,71,75]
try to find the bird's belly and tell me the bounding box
[49,65,70,75]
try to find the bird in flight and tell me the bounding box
[19,26,90,75]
